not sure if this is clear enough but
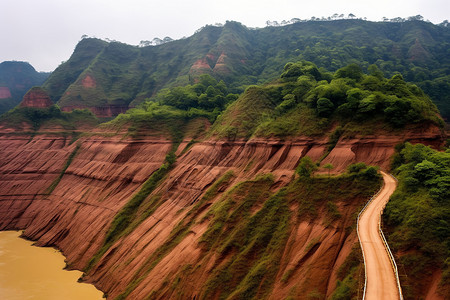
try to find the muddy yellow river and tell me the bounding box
[0,231,103,300]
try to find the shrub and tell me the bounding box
[296,156,317,177]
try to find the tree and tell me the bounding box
[296,156,317,178]
[335,63,363,81]
[323,163,334,177]
[139,40,151,47]
[316,98,334,117]
[408,15,424,21]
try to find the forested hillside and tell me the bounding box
[0,61,50,115]
[41,19,450,120]
[385,143,450,299]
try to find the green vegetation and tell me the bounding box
[198,171,379,299]
[384,143,450,298]
[104,103,188,137]
[154,74,238,113]
[0,61,50,116]
[43,38,107,103]
[210,60,441,140]
[44,143,81,194]
[323,163,334,176]
[330,245,364,300]
[296,156,318,178]
[86,127,183,273]
[0,105,98,131]
[43,20,450,121]
[102,74,239,136]
[117,165,380,299]
[114,171,236,300]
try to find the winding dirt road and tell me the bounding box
[359,171,400,300]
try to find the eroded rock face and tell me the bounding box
[189,52,233,76]
[0,134,172,266]
[0,87,12,99]
[0,125,444,299]
[19,87,53,108]
[81,75,96,88]
[189,57,213,75]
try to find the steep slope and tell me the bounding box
[0,61,50,115]
[0,125,442,299]
[0,62,446,299]
[19,87,53,108]
[383,143,450,299]
[359,172,399,300]
[43,38,108,103]
[41,20,450,119]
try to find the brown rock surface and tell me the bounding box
[189,57,214,75]
[82,75,96,88]
[0,125,444,298]
[322,123,444,172]
[212,52,232,74]
[19,87,53,108]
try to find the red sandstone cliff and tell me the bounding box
[19,87,53,108]
[189,52,233,77]
[0,123,444,299]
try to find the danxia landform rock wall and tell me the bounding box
[0,121,443,299]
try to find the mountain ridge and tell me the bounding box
[39,19,450,119]
[0,59,447,299]
[0,61,50,115]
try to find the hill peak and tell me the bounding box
[20,87,53,108]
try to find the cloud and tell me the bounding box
[0,0,447,71]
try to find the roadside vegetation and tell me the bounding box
[384,143,450,298]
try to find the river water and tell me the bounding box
[0,231,103,300]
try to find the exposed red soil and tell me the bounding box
[0,86,12,99]
[189,58,213,75]
[212,52,231,74]
[0,124,444,299]
[322,124,444,172]
[82,75,97,88]
[190,52,234,76]
[425,270,446,300]
[19,87,53,108]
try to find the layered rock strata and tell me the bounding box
[0,126,443,299]
[19,87,53,108]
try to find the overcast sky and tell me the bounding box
[1,0,448,72]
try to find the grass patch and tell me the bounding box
[329,244,364,300]
[115,171,236,300]
[85,149,176,273]
[44,143,81,194]
[115,166,381,299]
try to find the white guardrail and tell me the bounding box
[357,174,403,300]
